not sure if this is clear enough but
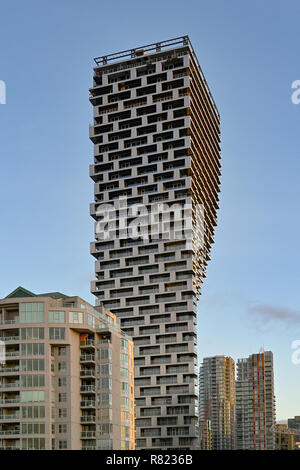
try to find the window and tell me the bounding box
[21,391,45,402]
[58,424,67,434]
[58,347,66,356]
[98,393,112,406]
[97,348,112,360]
[58,408,67,418]
[21,375,45,387]
[21,359,45,372]
[21,328,44,340]
[97,363,112,375]
[59,393,67,403]
[120,353,128,366]
[58,440,67,450]
[121,397,129,410]
[22,422,45,435]
[97,378,112,390]
[98,423,112,435]
[22,438,45,450]
[58,377,67,387]
[22,406,45,419]
[69,311,83,324]
[49,311,66,323]
[58,362,67,371]
[88,314,95,328]
[21,303,44,323]
[21,343,44,356]
[49,328,65,340]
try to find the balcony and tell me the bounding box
[80,400,96,408]
[0,429,20,436]
[0,414,20,421]
[0,398,19,406]
[80,431,96,439]
[80,340,95,348]
[80,370,95,378]
[0,367,19,374]
[0,336,19,342]
[80,355,95,363]
[80,385,96,393]
[0,319,19,326]
[80,416,96,423]
[0,382,20,389]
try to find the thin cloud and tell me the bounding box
[248,304,300,326]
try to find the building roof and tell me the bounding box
[5,286,68,300]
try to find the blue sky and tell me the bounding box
[0,0,299,420]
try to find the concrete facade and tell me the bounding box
[89,36,221,449]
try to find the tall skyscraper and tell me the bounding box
[236,351,276,450]
[0,287,135,450]
[199,356,236,449]
[89,36,221,449]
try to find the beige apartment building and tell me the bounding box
[199,356,236,450]
[89,36,221,449]
[0,286,135,450]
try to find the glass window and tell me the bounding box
[20,303,44,323]
[69,311,83,324]
[21,391,45,403]
[49,311,66,323]
[49,328,65,340]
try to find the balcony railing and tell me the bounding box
[0,319,19,325]
[0,414,20,421]
[0,336,19,342]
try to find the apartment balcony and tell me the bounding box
[0,414,20,422]
[80,355,95,364]
[5,351,20,358]
[81,431,96,439]
[80,340,95,349]
[0,382,20,390]
[0,429,20,436]
[0,398,19,406]
[80,369,95,378]
[0,367,19,375]
[0,336,19,342]
[80,400,96,408]
[80,416,96,423]
[0,445,20,450]
[0,319,19,326]
[80,385,96,393]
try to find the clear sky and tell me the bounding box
[0,0,299,421]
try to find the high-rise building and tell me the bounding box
[0,287,135,450]
[288,416,300,450]
[199,356,235,449]
[236,351,276,450]
[89,36,221,450]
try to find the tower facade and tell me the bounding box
[199,356,236,449]
[236,351,276,450]
[89,36,221,449]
